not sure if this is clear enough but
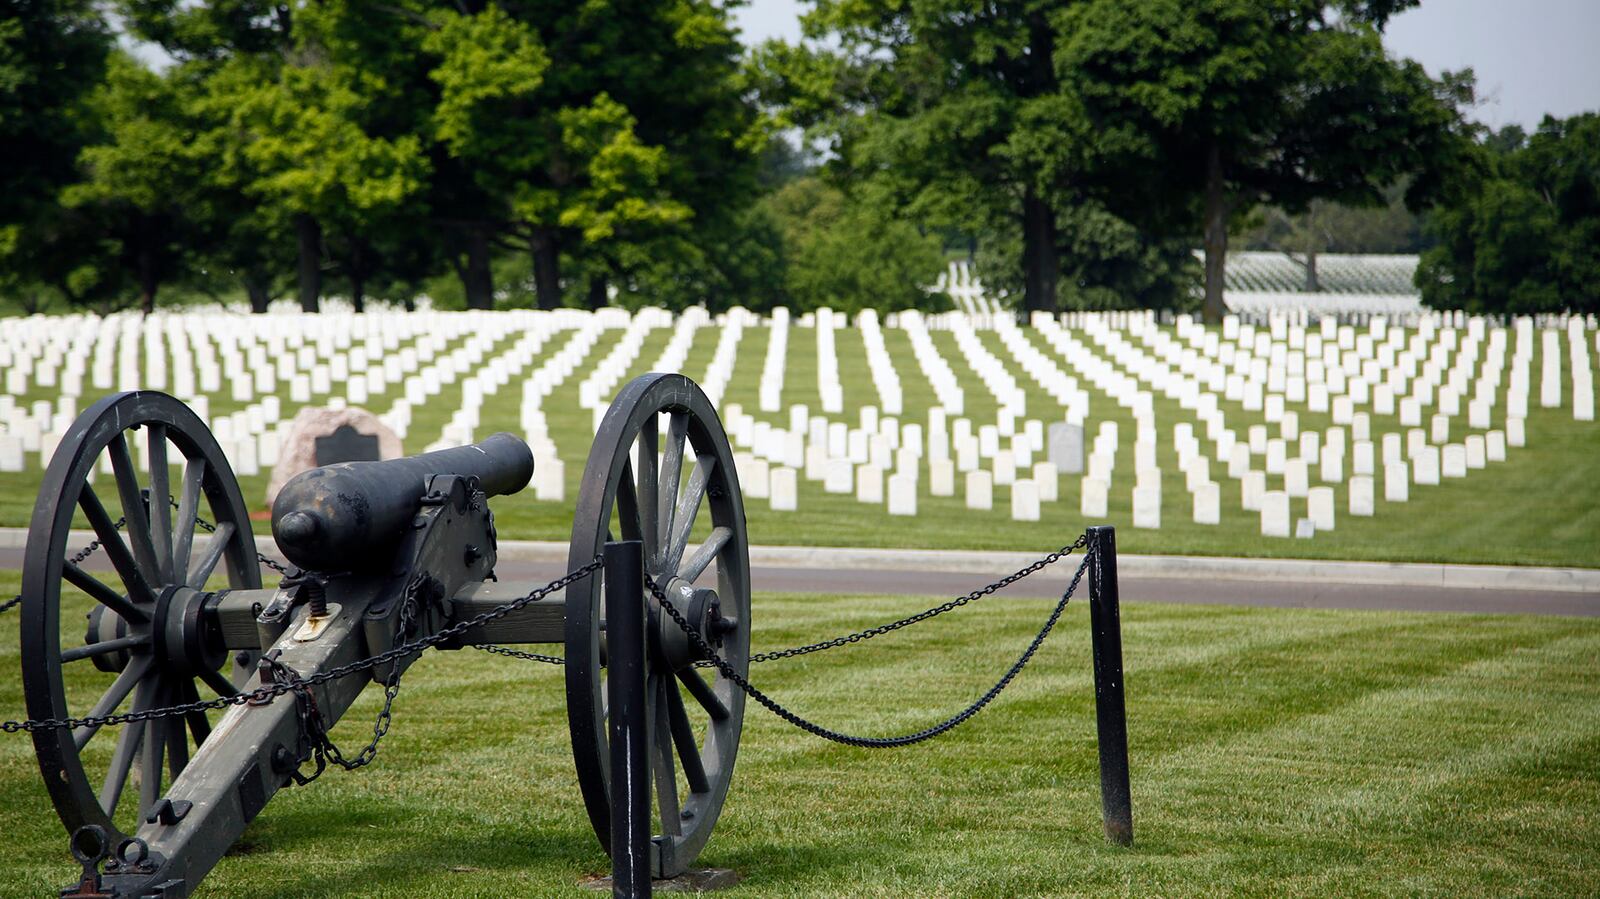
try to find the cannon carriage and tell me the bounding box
[18,372,748,897]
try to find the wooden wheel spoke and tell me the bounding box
[167,712,190,780]
[108,433,163,586]
[663,454,715,577]
[78,485,155,608]
[651,675,683,836]
[678,527,730,584]
[665,681,710,794]
[98,690,148,816]
[636,417,660,573]
[179,678,211,747]
[657,412,689,551]
[187,521,234,588]
[146,424,175,584]
[197,665,238,699]
[61,634,148,663]
[616,458,643,544]
[172,457,206,588]
[140,684,168,815]
[73,655,152,750]
[62,561,149,625]
[676,668,728,722]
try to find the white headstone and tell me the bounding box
[1441,444,1468,478]
[824,459,853,494]
[1349,476,1374,516]
[1132,485,1161,529]
[1307,486,1335,531]
[1192,482,1220,525]
[1283,459,1310,497]
[1412,446,1440,486]
[1486,430,1506,461]
[887,474,917,516]
[965,470,993,510]
[1260,491,1291,537]
[769,467,798,511]
[1506,417,1525,447]
[1241,471,1267,511]
[855,464,884,503]
[1080,477,1108,518]
[1352,440,1375,476]
[1384,461,1409,502]
[1011,479,1041,521]
[929,458,955,496]
[1032,461,1059,502]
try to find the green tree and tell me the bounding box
[59,54,215,314]
[1417,114,1600,315]
[0,0,111,310]
[1056,0,1472,320]
[761,176,946,313]
[975,200,1198,310]
[754,0,1102,314]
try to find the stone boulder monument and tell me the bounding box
[265,406,403,507]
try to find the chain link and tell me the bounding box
[652,541,1095,748]
[471,643,567,665]
[722,534,1089,666]
[0,507,289,616]
[0,558,603,735]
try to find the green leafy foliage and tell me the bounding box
[1418,114,1600,315]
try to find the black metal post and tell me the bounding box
[606,540,652,898]
[1086,526,1133,846]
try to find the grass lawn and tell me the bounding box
[2,321,1596,567]
[1,568,1596,897]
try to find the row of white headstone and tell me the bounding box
[3,307,1596,539]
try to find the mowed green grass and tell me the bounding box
[1,569,1596,897]
[1,322,1597,567]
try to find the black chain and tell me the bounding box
[276,574,428,782]
[471,643,566,665]
[723,534,1089,666]
[0,558,602,735]
[651,542,1095,748]
[187,506,293,577]
[0,508,290,616]
[1,516,127,615]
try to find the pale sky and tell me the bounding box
[729,0,1600,131]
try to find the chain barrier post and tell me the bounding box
[1086,526,1133,846]
[605,540,652,899]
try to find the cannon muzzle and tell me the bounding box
[271,432,534,571]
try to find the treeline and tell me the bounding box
[1,1,1592,319]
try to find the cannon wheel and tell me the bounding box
[20,391,261,842]
[566,373,750,877]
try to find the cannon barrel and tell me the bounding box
[271,432,534,572]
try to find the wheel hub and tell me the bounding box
[650,577,730,671]
[152,585,225,677]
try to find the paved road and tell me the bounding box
[4,549,1592,617]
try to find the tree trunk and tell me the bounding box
[1304,248,1319,293]
[461,227,494,310]
[137,245,158,315]
[586,273,609,310]
[1021,187,1059,315]
[1201,144,1230,324]
[243,274,271,313]
[348,242,367,313]
[531,227,562,310]
[295,213,322,313]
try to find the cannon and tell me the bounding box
[17,373,749,897]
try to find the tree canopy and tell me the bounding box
[1417,114,1600,315]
